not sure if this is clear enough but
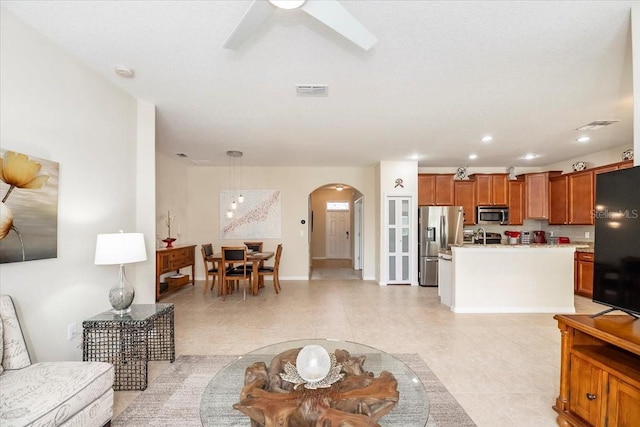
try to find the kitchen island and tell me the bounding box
[439,244,581,313]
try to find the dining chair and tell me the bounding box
[221,246,250,301]
[243,241,264,274]
[243,241,263,252]
[258,243,283,294]
[201,244,218,294]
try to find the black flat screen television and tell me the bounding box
[592,165,640,318]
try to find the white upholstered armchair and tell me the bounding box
[0,295,114,427]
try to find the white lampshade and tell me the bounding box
[95,232,147,265]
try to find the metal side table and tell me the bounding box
[83,304,175,390]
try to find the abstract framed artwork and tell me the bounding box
[0,149,59,263]
[220,190,281,239]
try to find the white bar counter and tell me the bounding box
[444,244,581,314]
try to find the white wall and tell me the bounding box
[0,9,154,361]
[378,161,418,285]
[180,164,377,282]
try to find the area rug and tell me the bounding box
[113,354,476,427]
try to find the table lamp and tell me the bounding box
[95,230,147,315]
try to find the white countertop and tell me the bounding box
[456,243,590,249]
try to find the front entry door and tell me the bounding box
[326,210,350,259]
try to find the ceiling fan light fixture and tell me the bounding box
[269,0,305,9]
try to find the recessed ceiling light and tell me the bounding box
[468,154,478,160]
[114,65,135,78]
[481,136,493,142]
[410,154,421,160]
[576,136,590,143]
[522,153,538,160]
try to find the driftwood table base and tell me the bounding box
[233,348,399,427]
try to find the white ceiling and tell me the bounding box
[2,1,635,168]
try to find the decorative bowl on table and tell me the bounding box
[162,237,176,248]
[572,161,587,171]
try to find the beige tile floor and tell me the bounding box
[114,278,607,426]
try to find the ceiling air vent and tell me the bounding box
[575,120,620,131]
[190,159,211,166]
[295,84,328,97]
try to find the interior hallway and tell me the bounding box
[310,258,362,280]
[115,279,606,427]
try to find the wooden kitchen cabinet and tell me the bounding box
[524,171,562,219]
[550,171,594,225]
[418,174,454,206]
[569,170,594,225]
[549,175,568,224]
[156,245,196,301]
[471,174,508,206]
[575,251,594,297]
[554,315,640,427]
[507,179,524,225]
[454,180,476,225]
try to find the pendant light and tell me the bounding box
[227,150,244,217]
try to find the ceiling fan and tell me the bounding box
[223,0,377,51]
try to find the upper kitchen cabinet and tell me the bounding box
[508,179,525,225]
[418,174,454,206]
[549,170,594,225]
[524,171,562,219]
[549,175,569,224]
[569,171,594,224]
[471,174,508,206]
[454,180,476,225]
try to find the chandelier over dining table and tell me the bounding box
[226,150,244,218]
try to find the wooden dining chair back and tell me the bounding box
[201,244,218,294]
[221,246,250,300]
[258,244,283,294]
[244,241,265,273]
[243,242,263,252]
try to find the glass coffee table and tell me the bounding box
[200,339,429,426]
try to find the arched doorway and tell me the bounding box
[308,183,363,280]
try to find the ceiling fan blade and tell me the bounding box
[223,0,276,49]
[301,0,377,50]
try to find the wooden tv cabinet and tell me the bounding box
[155,245,195,301]
[553,314,640,427]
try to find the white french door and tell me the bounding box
[386,196,411,284]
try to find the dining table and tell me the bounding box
[207,251,274,297]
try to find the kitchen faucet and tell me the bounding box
[477,227,487,246]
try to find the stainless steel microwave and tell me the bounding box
[477,206,509,225]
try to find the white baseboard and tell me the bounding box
[451,306,576,314]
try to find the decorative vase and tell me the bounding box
[162,237,176,248]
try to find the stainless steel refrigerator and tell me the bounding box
[418,206,464,287]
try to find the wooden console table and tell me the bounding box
[553,314,640,427]
[156,245,195,301]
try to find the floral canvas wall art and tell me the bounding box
[0,150,59,263]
